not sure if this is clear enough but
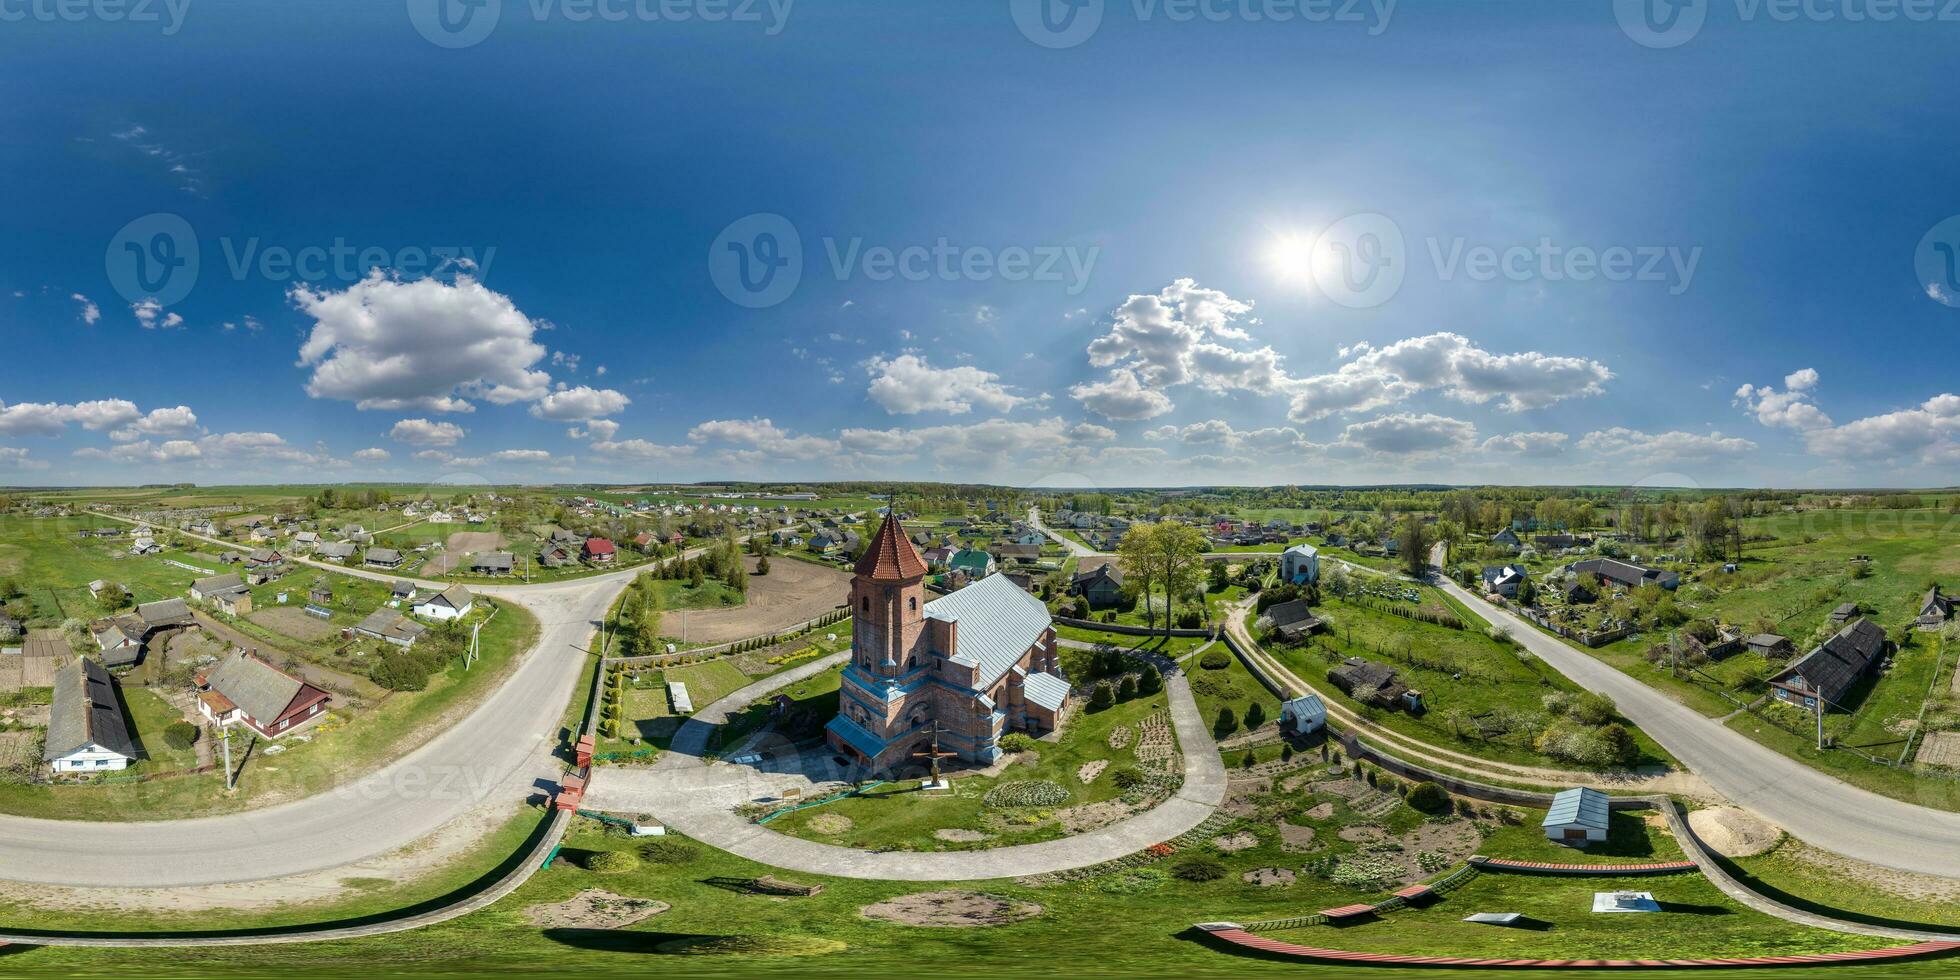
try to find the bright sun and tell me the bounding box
[1267,234,1317,283]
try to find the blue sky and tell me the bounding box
[2,0,1957,489]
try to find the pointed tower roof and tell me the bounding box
[855,513,928,581]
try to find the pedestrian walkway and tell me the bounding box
[586,644,1228,881]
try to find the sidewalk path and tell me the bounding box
[586,642,1227,881]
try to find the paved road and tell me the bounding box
[0,517,769,888]
[585,639,1228,880]
[1437,576,1960,878]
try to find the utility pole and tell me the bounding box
[1815,691,1826,751]
[220,727,235,790]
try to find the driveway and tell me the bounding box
[585,641,1227,880]
[1438,576,1960,878]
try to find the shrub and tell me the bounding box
[1087,683,1114,712]
[369,653,431,692]
[1280,743,1294,763]
[1110,767,1147,791]
[1239,752,1255,769]
[1406,781,1449,813]
[639,839,700,865]
[163,722,199,751]
[1171,855,1226,881]
[1176,609,1203,629]
[1243,701,1266,730]
[1117,675,1138,701]
[1198,649,1230,670]
[1213,706,1237,736]
[585,850,640,874]
[997,732,1038,754]
[1137,665,1163,695]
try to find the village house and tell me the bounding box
[43,658,137,774]
[1746,633,1795,659]
[470,551,515,575]
[364,547,404,570]
[1068,563,1125,609]
[292,530,319,551]
[1481,564,1528,599]
[392,580,417,603]
[948,547,996,580]
[315,540,357,562]
[197,651,332,738]
[356,607,428,647]
[190,572,254,617]
[1327,657,1409,709]
[1767,618,1890,711]
[1489,528,1522,551]
[583,538,617,564]
[1281,543,1320,585]
[1919,585,1957,630]
[1262,598,1326,641]
[128,536,161,556]
[413,584,476,622]
[1567,557,1679,592]
[992,543,1042,564]
[824,516,1069,772]
[1829,602,1861,625]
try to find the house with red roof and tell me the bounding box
[583,537,617,563]
[196,651,332,739]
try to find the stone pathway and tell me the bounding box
[585,645,1228,881]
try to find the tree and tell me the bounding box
[95,582,131,611]
[1117,674,1138,701]
[1214,705,1238,735]
[1116,523,1164,631]
[1150,522,1209,638]
[1243,700,1267,731]
[1088,682,1114,712]
[1599,723,1639,766]
[1398,515,1432,579]
[755,555,771,576]
[163,722,199,750]
[1208,560,1228,592]
[1137,664,1163,695]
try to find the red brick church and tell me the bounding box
[825,514,1070,772]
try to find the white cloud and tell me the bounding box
[689,418,840,460]
[1146,420,1321,456]
[71,293,100,325]
[1480,431,1570,456]
[222,316,264,333]
[1075,279,1283,418]
[1578,427,1756,464]
[865,354,1029,415]
[530,385,631,422]
[0,399,141,437]
[1800,394,1960,465]
[590,438,697,462]
[1734,368,1833,431]
[353,448,391,462]
[292,272,552,412]
[569,419,621,441]
[110,406,201,442]
[78,431,326,467]
[130,298,184,330]
[0,447,48,470]
[840,416,1120,469]
[1289,332,1611,422]
[1069,369,1175,421]
[390,418,467,447]
[1336,413,1479,456]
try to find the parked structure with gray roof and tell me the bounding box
[1769,618,1890,710]
[43,659,137,773]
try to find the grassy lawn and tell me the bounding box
[1724,835,1960,931]
[711,661,842,754]
[121,686,199,772]
[769,680,1173,851]
[0,757,1916,976]
[602,659,756,754]
[0,601,539,821]
[1186,640,1281,739]
[1272,867,1868,960]
[1267,592,1671,770]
